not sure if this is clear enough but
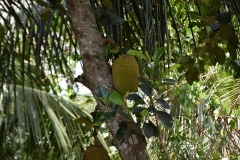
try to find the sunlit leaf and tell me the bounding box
[127,50,147,60]
[109,90,125,105]
[153,47,165,67]
[140,109,149,117]
[195,16,216,23]
[74,117,93,132]
[102,0,113,10]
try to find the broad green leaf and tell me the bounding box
[216,13,231,24]
[220,24,234,40]
[138,83,152,96]
[74,117,92,124]
[147,106,157,113]
[104,44,111,58]
[185,68,199,85]
[179,55,191,64]
[117,48,127,54]
[196,45,208,55]
[188,11,201,18]
[169,64,180,71]
[116,128,125,141]
[99,15,111,27]
[210,0,221,12]
[110,102,119,111]
[156,111,173,128]
[116,121,128,140]
[201,38,211,43]
[228,34,239,48]
[143,123,156,138]
[93,111,105,126]
[131,99,145,110]
[56,4,66,15]
[195,16,216,23]
[111,46,119,53]
[155,99,171,109]
[127,94,145,104]
[209,45,226,65]
[56,0,62,3]
[133,107,145,116]
[227,35,239,60]
[74,117,93,132]
[102,0,113,9]
[104,111,116,120]
[40,7,52,22]
[36,0,50,7]
[140,109,149,117]
[109,90,125,105]
[138,78,152,96]
[85,98,93,104]
[227,43,237,60]
[92,55,103,61]
[111,17,125,25]
[125,3,133,13]
[127,50,147,60]
[153,47,165,67]
[95,86,110,105]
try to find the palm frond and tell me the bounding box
[0,84,97,159]
[0,0,79,93]
[212,73,240,116]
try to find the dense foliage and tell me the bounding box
[0,0,240,159]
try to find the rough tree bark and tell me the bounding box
[65,0,150,160]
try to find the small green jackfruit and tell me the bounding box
[112,54,140,96]
[83,145,110,160]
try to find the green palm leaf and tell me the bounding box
[0,84,97,159]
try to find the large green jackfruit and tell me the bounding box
[112,54,140,96]
[83,145,110,160]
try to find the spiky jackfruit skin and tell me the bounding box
[112,54,140,96]
[83,145,110,160]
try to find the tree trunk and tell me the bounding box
[65,0,150,159]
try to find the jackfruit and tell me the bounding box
[112,54,140,96]
[83,145,110,160]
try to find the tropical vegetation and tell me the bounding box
[0,0,240,159]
